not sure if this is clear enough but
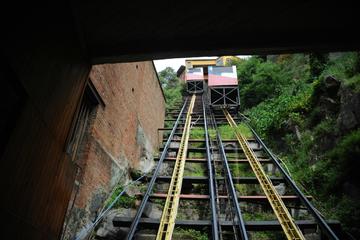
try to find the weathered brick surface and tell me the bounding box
[63,61,165,239]
[89,61,165,169]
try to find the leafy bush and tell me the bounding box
[344,73,360,92]
[164,82,185,110]
[246,83,313,138]
[321,52,359,80]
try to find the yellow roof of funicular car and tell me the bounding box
[185,59,217,69]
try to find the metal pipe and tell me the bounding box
[210,111,248,240]
[126,98,189,240]
[202,95,219,240]
[245,122,339,240]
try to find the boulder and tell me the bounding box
[95,208,136,240]
[143,201,163,219]
[324,76,341,97]
[274,183,286,195]
[159,162,173,176]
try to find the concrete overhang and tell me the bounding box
[4,2,360,64]
[72,1,359,63]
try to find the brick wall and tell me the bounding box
[89,61,165,169]
[63,61,165,239]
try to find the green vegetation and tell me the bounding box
[232,52,360,237]
[229,163,254,177]
[242,211,276,221]
[237,123,254,138]
[217,124,253,139]
[158,67,185,110]
[164,116,175,128]
[188,152,205,159]
[177,200,209,220]
[248,231,286,240]
[190,127,205,139]
[208,129,216,139]
[190,142,205,148]
[235,183,263,196]
[184,163,206,177]
[104,184,136,209]
[151,199,165,207]
[173,227,208,240]
[192,184,208,195]
[217,125,235,138]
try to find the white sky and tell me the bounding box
[154,55,250,72]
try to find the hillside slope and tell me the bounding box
[233,53,360,238]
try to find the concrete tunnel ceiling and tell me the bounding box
[74,1,360,64]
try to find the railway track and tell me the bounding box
[123,93,340,240]
[156,94,196,239]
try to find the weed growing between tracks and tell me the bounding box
[217,124,253,139]
[173,227,208,240]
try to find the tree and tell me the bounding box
[158,67,185,110]
[158,67,179,89]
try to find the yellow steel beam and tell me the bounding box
[156,94,196,240]
[223,109,305,240]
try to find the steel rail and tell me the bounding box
[126,97,189,240]
[210,110,248,240]
[203,95,220,240]
[223,109,305,240]
[156,94,196,240]
[207,110,225,240]
[242,118,340,240]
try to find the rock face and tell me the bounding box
[312,76,341,120]
[95,208,137,240]
[159,162,173,176]
[143,202,163,219]
[337,85,360,133]
[324,76,341,96]
[274,183,286,195]
[93,201,163,239]
[311,75,360,133]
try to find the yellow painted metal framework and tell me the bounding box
[156,94,196,240]
[223,109,305,240]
